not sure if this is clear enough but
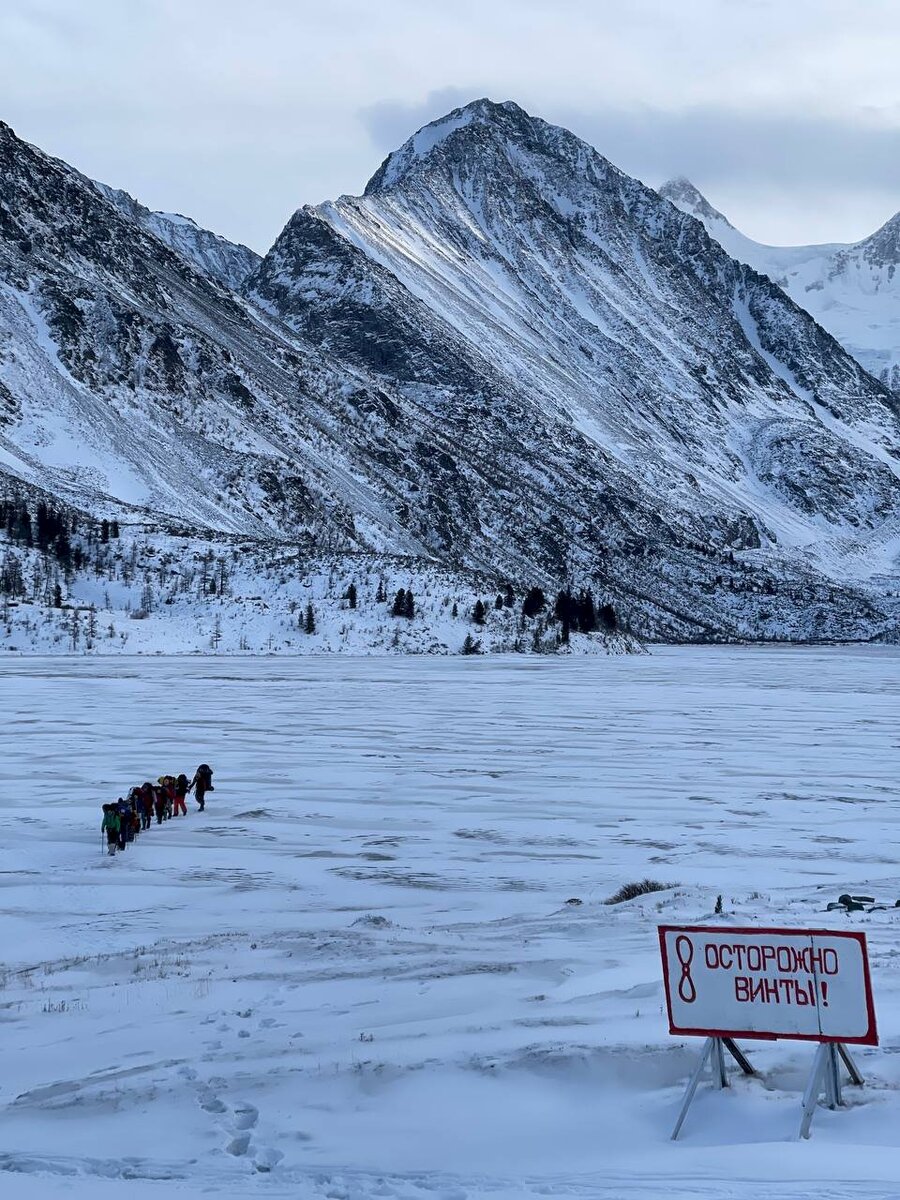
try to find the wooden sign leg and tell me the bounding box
[672,1037,756,1140]
[800,1042,862,1138]
[672,1037,714,1140]
[800,1043,830,1139]
[723,1037,756,1075]
[838,1043,864,1086]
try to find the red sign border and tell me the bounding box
[658,924,878,1047]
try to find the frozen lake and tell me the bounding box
[2,646,900,1198]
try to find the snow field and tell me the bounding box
[1,647,900,1198]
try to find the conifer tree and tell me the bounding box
[522,587,545,618]
[579,589,597,633]
[554,589,577,642]
[504,583,515,608]
[472,599,486,625]
[346,582,358,609]
[495,594,504,610]
[599,603,618,633]
[391,588,407,617]
[304,602,316,633]
[15,507,33,547]
[404,589,415,619]
[54,531,72,570]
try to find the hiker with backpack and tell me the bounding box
[129,795,141,839]
[101,804,120,855]
[115,797,132,850]
[152,782,167,825]
[174,773,189,816]
[137,784,154,830]
[189,763,214,812]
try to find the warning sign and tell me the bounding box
[658,925,877,1045]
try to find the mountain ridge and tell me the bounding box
[1,102,899,647]
[660,175,900,393]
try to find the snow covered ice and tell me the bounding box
[3,647,900,1198]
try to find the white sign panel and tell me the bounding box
[659,925,877,1045]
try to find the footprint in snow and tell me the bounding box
[232,1103,258,1130]
[253,1146,283,1173]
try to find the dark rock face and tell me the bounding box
[1,105,898,642]
[247,98,900,639]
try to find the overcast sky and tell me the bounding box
[3,0,900,252]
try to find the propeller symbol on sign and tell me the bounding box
[675,935,697,1003]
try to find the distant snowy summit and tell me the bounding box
[659,177,900,394]
[1,102,899,651]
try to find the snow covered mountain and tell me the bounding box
[0,117,455,553]
[94,182,260,290]
[660,177,900,393]
[1,103,899,645]
[248,100,900,621]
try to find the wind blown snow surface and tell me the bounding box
[2,649,900,1199]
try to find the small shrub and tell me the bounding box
[605,878,674,905]
[715,894,723,914]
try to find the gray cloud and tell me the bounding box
[4,0,900,250]
[556,105,900,195]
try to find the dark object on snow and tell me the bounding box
[101,804,120,855]
[565,897,583,906]
[190,763,214,811]
[829,893,878,913]
[605,879,674,905]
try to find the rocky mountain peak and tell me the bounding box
[364,98,527,194]
[854,209,900,269]
[362,96,621,203]
[659,177,735,229]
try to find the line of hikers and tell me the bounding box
[100,764,214,855]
